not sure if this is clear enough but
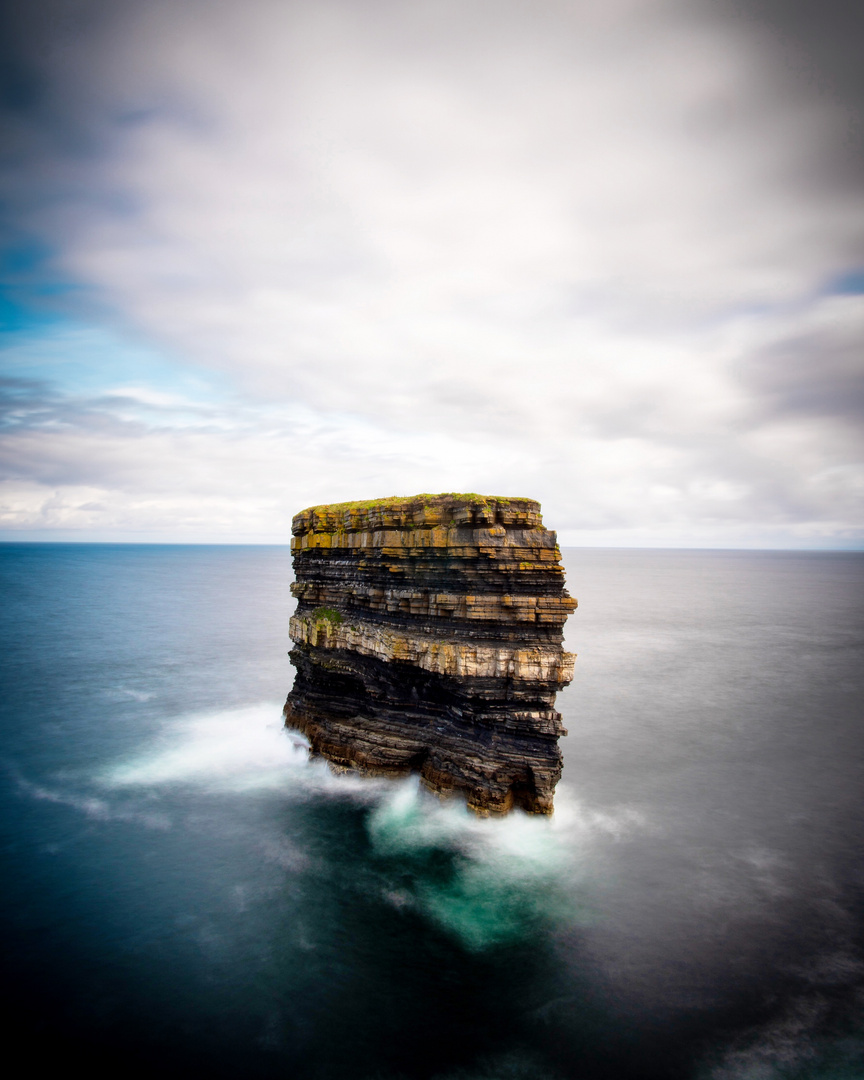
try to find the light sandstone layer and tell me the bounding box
[283,493,576,814]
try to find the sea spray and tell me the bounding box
[99,702,387,800]
[365,778,590,950]
[93,702,646,951]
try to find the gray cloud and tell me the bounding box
[717,0,863,176]
[739,300,864,424]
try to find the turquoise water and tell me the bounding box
[1,544,862,1078]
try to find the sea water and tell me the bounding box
[1,544,862,1079]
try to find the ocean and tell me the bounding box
[1,543,862,1079]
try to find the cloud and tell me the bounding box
[0,0,862,543]
[737,295,864,423]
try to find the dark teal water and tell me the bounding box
[1,544,863,1079]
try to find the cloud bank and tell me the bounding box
[1,0,862,544]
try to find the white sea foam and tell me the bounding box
[105,686,155,702]
[97,702,651,848]
[367,770,649,855]
[96,700,653,866]
[365,774,651,948]
[102,703,305,789]
[100,701,388,799]
[85,701,651,949]
[16,774,172,830]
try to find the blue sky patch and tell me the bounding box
[826,268,864,296]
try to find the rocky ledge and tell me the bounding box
[283,493,576,814]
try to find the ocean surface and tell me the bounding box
[1,543,863,1079]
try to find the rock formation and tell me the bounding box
[283,493,576,814]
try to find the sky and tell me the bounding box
[0,0,862,546]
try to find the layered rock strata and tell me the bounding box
[283,494,576,814]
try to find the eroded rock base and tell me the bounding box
[284,649,565,814]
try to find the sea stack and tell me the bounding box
[283,493,576,814]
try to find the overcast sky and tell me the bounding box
[1,0,862,545]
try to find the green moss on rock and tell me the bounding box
[311,606,343,625]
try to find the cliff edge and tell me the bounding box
[283,493,576,814]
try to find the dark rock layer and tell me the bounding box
[283,493,576,814]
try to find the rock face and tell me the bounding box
[283,493,576,814]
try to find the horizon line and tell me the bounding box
[2,539,862,553]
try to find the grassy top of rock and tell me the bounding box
[292,493,544,537]
[298,493,536,515]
